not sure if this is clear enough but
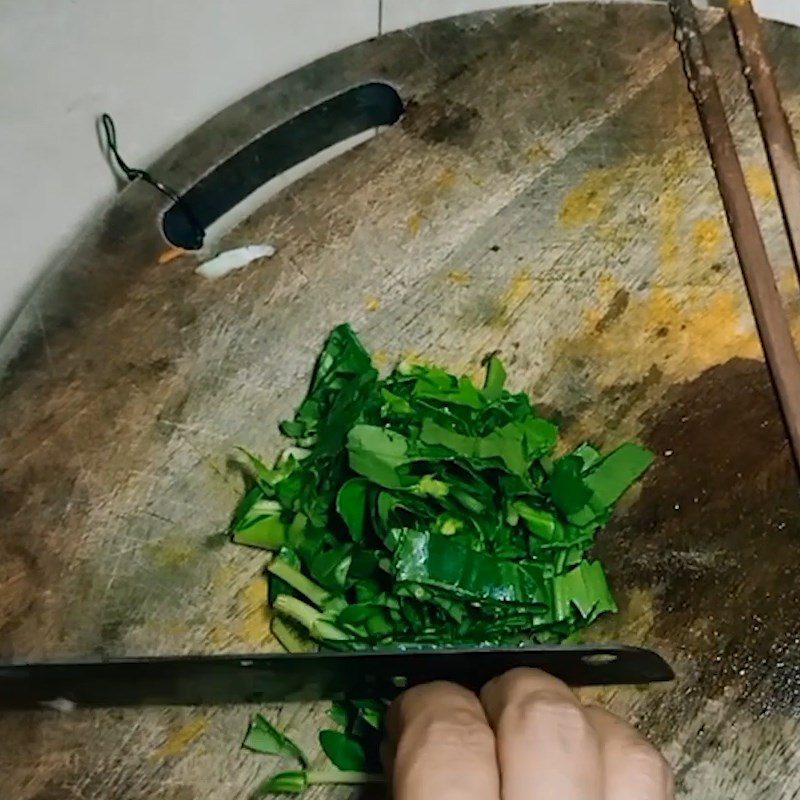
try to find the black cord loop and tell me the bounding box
[100,113,205,248]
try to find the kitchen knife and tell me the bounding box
[0,644,673,710]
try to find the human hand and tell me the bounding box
[384,668,673,800]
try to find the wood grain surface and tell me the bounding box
[2,4,800,798]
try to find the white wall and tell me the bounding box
[1,0,797,331]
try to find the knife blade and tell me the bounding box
[0,645,673,710]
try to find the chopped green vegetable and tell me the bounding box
[350,699,384,730]
[272,595,349,642]
[270,617,314,653]
[318,730,368,771]
[243,714,308,766]
[256,769,383,795]
[482,354,507,401]
[230,324,652,646]
[584,443,654,507]
[553,560,618,622]
[393,529,548,606]
[255,769,384,795]
[256,771,308,795]
[328,701,350,728]
[347,425,409,489]
[230,323,654,795]
[267,557,330,608]
[336,479,370,541]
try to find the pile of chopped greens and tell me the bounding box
[230,323,653,793]
[232,324,652,650]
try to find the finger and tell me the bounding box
[387,681,500,800]
[481,668,602,800]
[584,705,674,800]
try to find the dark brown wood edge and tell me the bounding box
[728,0,800,285]
[669,0,800,472]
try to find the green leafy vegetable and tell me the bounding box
[243,714,308,766]
[318,730,368,771]
[393,529,548,606]
[350,699,384,730]
[256,769,382,796]
[328,702,350,727]
[347,425,409,488]
[482,354,507,401]
[230,324,652,646]
[233,499,287,550]
[553,560,618,622]
[336,479,370,541]
[584,443,654,507]
[270,617,314,653]
[256,771,309,795]
[230,323,655,795]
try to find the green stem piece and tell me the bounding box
[267,559,330,608]
[307,771,384,786]
[271,617,315,653]
[273,595,350,642]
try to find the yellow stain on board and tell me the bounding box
[446,270,472,285]
[365,295,382,312]
[596,271,619,301]
[211,564,238,591]
[406,168,457,233]
[582,271,621,329]
[372,349,390,367]
[206,625,231,648]
[691,216,724,260]
[558,148,698,275]
[161,621,191,638]
[526,142,552,163]
[506,269,534,306]
[779,263,800,298]
[470,365,486,388]
[568,283,760,392]
[657,188,682,275]
[745,164,776,202]
[206,571,272,649]
[148,539,196,569]
[152,715,209,758]
[407,212,424,236]
[435,168,457,191]
[399,349,427,366]
[205,563,239,648]
[662,147,694,182]
[237,575,272,647]
[487,269,534,329]
[558,167,617,227]
[595,218,639,257]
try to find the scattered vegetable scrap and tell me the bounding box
[243,701,385,794]
[195,243,276,280]
[228,323,654,793]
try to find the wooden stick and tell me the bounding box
[668,0,800,467]
[728,0,800,282]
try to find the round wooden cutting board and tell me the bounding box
[3,4,800,797]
